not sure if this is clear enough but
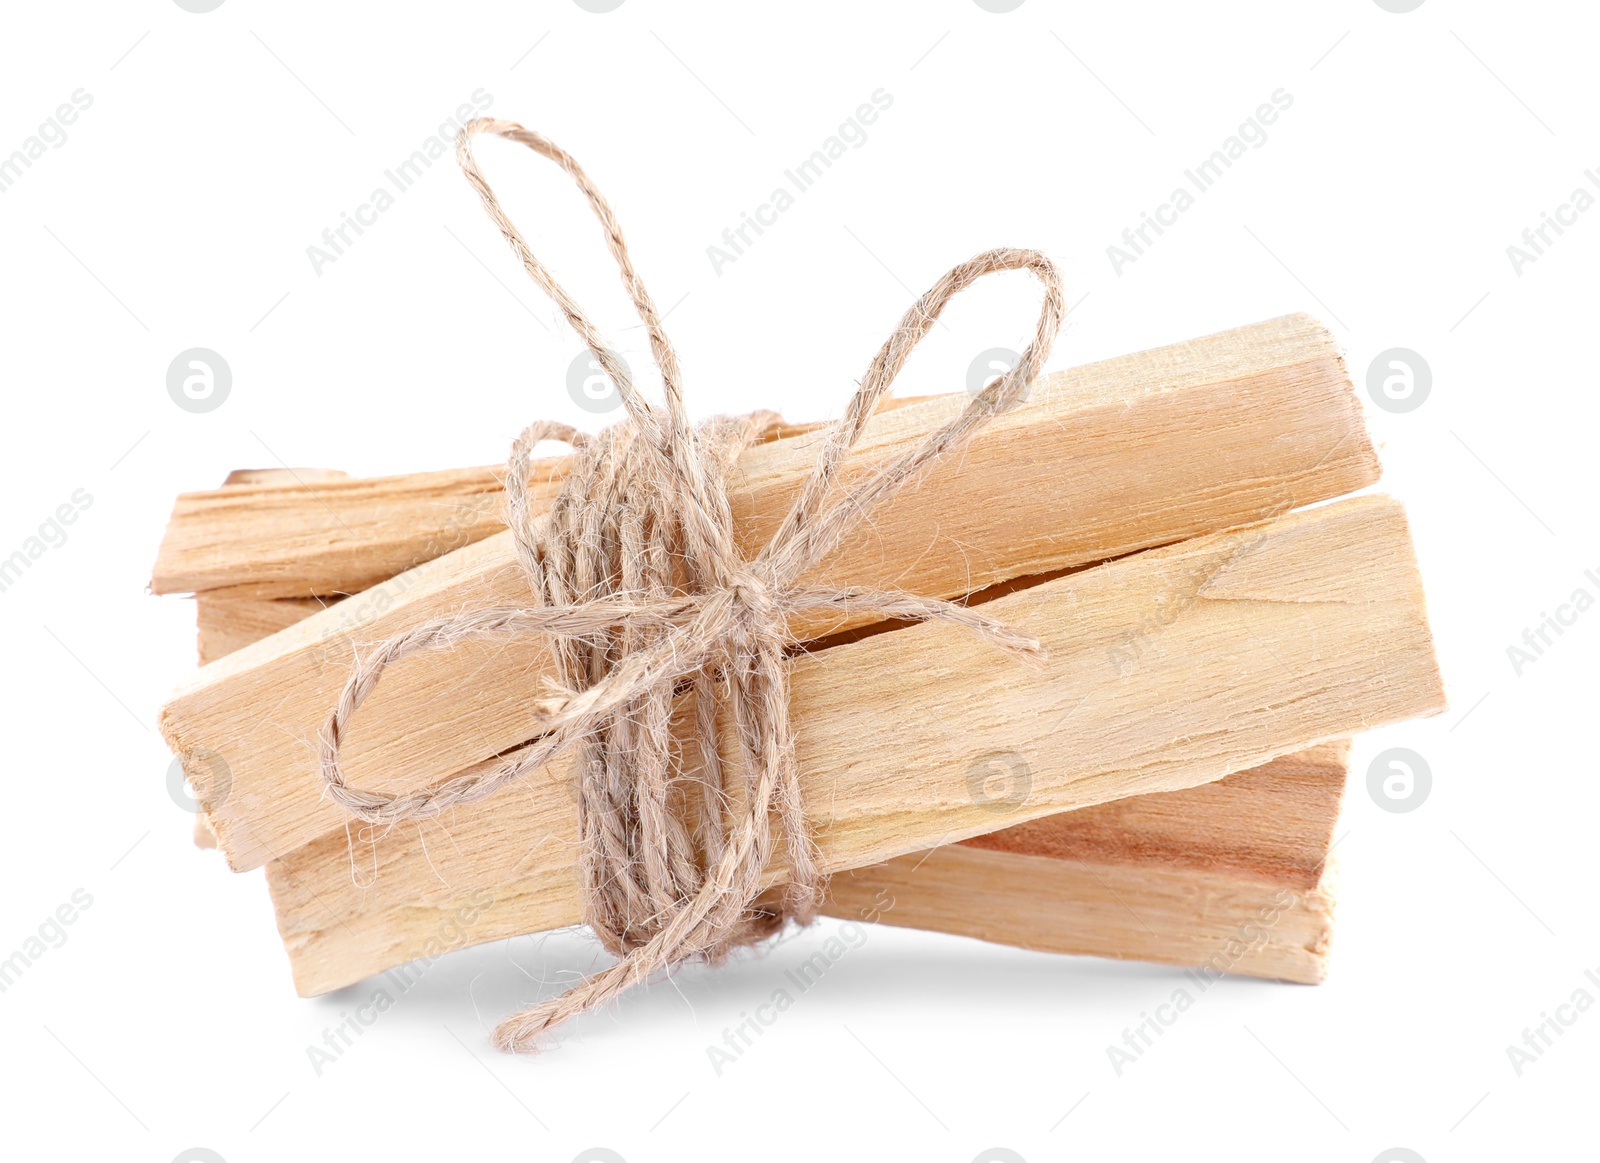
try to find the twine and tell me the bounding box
[317,118,1064,1052]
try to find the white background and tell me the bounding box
[1,1,1595,1160]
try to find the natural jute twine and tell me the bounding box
[317,118,1064,1052]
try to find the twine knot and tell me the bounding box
[726,567,780,634]
[317,118,1064,1052]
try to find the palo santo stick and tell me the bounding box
[195,562,1345,983]
[274,747,1348,993]
[152,465,509,601]
[266,496,1439,994]
[162,314,1382,871]
[827,742,1348,984]
[153,402,940,602]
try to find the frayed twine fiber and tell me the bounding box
[317,117,1064,1052]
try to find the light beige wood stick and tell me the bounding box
[153,465,508,601]
[264,496,1439,994]
[274,747,1348,993]
[186,481,1346,984]
[152,404,938,602]
[160,314,1382,871]
[827,742,1348,985]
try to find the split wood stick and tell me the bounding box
[152,404,940,602]
[195,575,1346,984]
[826,742,1348,985]
[152,464,508,601]
[265,496,1439,994]
[274,747,1347,994]
[161,314,1382,871]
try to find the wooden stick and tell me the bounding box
[152,405,939,602]
[187,483,1346,985]
[202,604,1347,986]
[152,465,508,601]
[160,314,1382,870]
[262,495,1440,994]
[274,745,1348,994]
[827,742,1348,985]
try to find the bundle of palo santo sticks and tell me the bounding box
[154,312,1443,1016]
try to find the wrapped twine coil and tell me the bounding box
[316,118,1064,1052]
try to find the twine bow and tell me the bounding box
[318,118,1064,1052]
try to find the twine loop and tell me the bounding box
[317,117,1064,1051]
